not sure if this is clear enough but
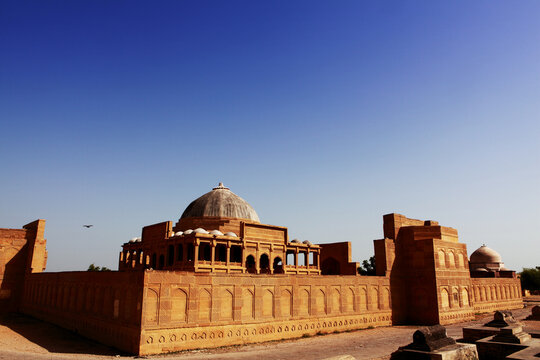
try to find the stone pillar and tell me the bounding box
[226,242,231,266]
[211,240,216,265]
[241,243,246,273]
[193,240,200,269]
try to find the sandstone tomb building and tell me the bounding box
[0,183,523,355]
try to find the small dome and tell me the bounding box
[224,232,237,237]
[210,230,224,236]
[470,245,502,264]
[180,183,260,222]
[291,239,300,243]
[194,228,209,234]
[302,240,312,245]
[474,267,489,272]
[183,229,194,235]
[175,231,183,236]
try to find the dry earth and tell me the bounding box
[1,297,539,360]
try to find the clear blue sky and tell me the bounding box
[1,1,539,272]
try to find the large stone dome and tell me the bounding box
[180,183,260,223]
[470,245,502,264]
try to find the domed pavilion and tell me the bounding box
[119,183,321,275]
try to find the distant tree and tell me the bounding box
[87,263,112,272]
[358,256,376,275]
[520,267,540,291]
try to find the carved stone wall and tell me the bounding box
[20,271,145,354]
[138,271,392,355]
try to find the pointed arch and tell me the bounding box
[281,289,292,317]
[360,287,368,310]
[344,287,355,312]
[461,288,469,306]
[438,250,446,267]
[299,288,310,316]
[171,288,188,322]
[242,288,254,320]
[315,288,326,315]
[382,287,390,309]
[440,288,449,309]
[451,287,459,307]
[331,288,341,314]
[145,288,159,324]
[448,251,455,267]
[458,253,465,268]
[199,288,212,322]
[221,288,234,320]
[371,287,379,310]
[262,289,274,318]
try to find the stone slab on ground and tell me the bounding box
[390,343,478,360]
[506,346,540,360]
[525,305,540,321]
[476,337,540,360]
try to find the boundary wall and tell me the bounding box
[20,271,392,355]
[140,271,391,355]
[21,271,144,354]
[470,277,522,314]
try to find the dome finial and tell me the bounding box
[213,182,229,190]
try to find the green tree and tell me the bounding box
[87,263,111,272]
[358,256,376,275]
[520,266,540,291]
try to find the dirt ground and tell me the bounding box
[1,297,539,360]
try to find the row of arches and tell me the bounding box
[245,254,284,274]
[440,287,470,309]
[472,283,520,302]
[144,285,391,325]
[437,249,467,269]
[123,246,298,274]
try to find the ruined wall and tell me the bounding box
[470,277,523,314]
[21,271,145,354]
[138,271,392,355]
[0,220,47,313]
[319,242,359,275]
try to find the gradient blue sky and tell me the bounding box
[1,1,539,272]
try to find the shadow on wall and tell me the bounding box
[0,313,127,356]
[0,245,28,313]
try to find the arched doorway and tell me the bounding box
[246,255,256,273]
[273,257,283,274]
[260,254,270,274]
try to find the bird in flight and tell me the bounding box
[83,225,93,228]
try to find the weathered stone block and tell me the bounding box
[391,342,478,360]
